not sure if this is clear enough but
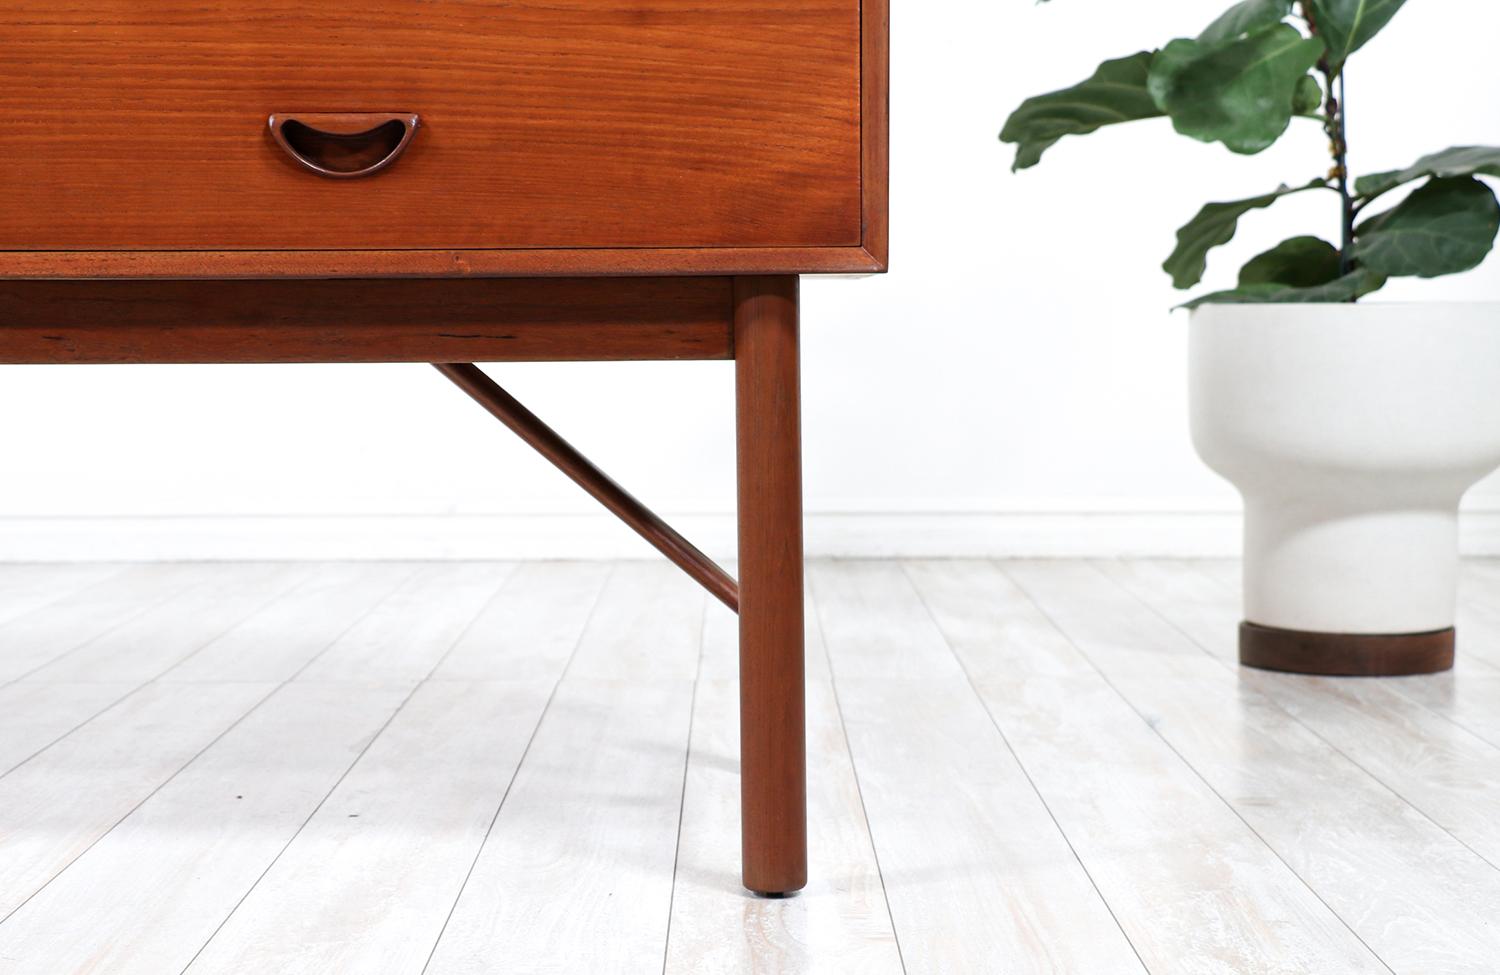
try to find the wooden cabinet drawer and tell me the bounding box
[0,0,886,278]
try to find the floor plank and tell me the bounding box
[663,592,900,975]
[0,563,201,682]
[297,563,512,682]
[1131,671,1500,973]
[1112,559,1500,870]
[1455,610,1500,673]
[23,563,309,683]
[812,561,1146,975]
[1388,672,1500,751]
[1117,560,1500,742]
[1080,560,1500,974]
[168,563,416,682]
[1250,672,1500,869]
[1452,563,1500,672]
[664,571,895,974]
[425,678,695,975]
[426,564,700,975]
[0,563,409,783]
[183,680,554,975]
[433,562,611,682]
[902,560,1090,680]
[1195,558,1241,592]
[1001,561,1390,974]
[0,680,275,919]
[0,681,411,975]
[564,560,705,681]
[0,680,139,775]
[1096,559,1243,666]
[811,562,967,683]
[0,563,125,627]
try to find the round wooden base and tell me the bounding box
[1239,622,1455,676]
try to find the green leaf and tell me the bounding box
[1293,74,1324,115]
[1356,146,1500,199]
[1355,176,1500,278]
[1163,180,1327,289]
[1148,25,1325,155]
[1000,52,1163,171]
[1179,267,1388,308]
[1239,236,1343,287]
[1304,0,1409,65]
[1199,0,1294,45]
[1197,2,1325,120]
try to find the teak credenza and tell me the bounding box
[0,1,888,896]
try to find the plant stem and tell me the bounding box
[1331,72,1355,275]
[1302,1,1357,281]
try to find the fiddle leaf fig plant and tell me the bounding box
[1002,1,1500,306]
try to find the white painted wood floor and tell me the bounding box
[1,559,1498,974]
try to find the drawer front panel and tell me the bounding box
[0,1,862,252]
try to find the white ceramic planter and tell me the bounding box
[1190,303,1500,674]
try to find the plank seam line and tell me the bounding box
[811,567,909,975]
[658,589,707,975]
[0,566,197,692]
[153,565,411,685]
[0,564,130,642]
[0,567,312,787]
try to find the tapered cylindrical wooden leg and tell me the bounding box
[734,275,808,897]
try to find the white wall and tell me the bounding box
[3,0,1499,560]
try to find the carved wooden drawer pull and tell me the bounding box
[268,113,420,179]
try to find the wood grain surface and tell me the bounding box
[734,276,808,896]
[0,0,868,272]
[0,278,734,363]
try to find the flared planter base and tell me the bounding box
[1239,622,1455,677]
[1192,303,1500,675]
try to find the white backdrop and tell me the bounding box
[3,0,1499,560]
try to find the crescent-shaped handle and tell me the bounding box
[268,113,420,179]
